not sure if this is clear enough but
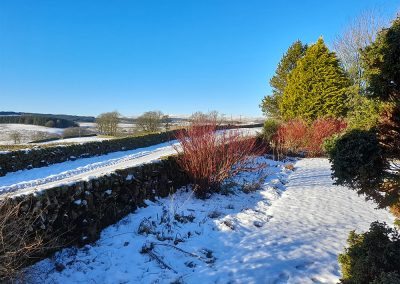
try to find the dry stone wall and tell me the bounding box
[0,156,189,277]
[0,124,262,176]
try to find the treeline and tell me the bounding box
[0,112,95,122]
[0,115,78,128]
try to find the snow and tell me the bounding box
[0,141,178,198]
[25,158,394,284]
[37,136,110,145]
[0,128,261,198]
[0,124,64,144]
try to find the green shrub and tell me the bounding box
[322,133,341,156]
[338,222,400,284]
[262,119,280,142]
[328,130,388,203]
[347,96,384,131]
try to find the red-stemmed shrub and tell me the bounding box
[273,118,347,157]
[306,118,347,157]
[174,121,265,198]
[274,119,308,155]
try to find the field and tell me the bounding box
[0,124,64,145]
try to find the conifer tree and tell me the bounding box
[260,40,307,118]
[280,38,350,121]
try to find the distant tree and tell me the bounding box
[96,111,120,136]
[190,111,224,125]
[280,38,351,121]
[44,120,55,128]
[62,127,91,138]
[162,115,172,131]
[190,111,208,123]
[9,131,21,144]
[136,111,164,133]
[260,40,307,118]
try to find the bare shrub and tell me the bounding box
[174,120,265,198]
[62,127,92,138]
[0,199,46,281]
[31,131,59,142]
[9,131,22,145]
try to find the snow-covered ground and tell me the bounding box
[0,141,178,198]
[37,136,110,145]
[0,124,64,144]
[25,158,394,284]
[0,128,261,198]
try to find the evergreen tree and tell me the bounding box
[280,38,350,121]
[362,16,400,101]
[362,16,400,158]
[260,40,307,118]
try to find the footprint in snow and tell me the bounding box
[273,272,289,284]
[295,261,314,270]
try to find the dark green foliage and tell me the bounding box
[0,115,78,128]
[280,38,351,121]
[338,222,400,284]
[262,119,280,142]
[260,40,307,118]
[362,17,400,101]
[328,130,389,204]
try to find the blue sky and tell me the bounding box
[0,1,398,117]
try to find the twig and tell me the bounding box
[152,243,208,262]
[147,250,177,273]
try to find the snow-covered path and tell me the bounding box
[245,158,394,283]
[26,158,394,284]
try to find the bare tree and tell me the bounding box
[136,111,164,133]
[333,9,388,93]
[189,111,224,125]
[9,131,21,145]
[162,115,172,131]
[96,111,120,136]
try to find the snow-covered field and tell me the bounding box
[0,124,64,144]
[25,158,394,284]
[0,128,261,198]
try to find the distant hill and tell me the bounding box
[0,112,96,122]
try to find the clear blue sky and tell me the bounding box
[0,0,398,117]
